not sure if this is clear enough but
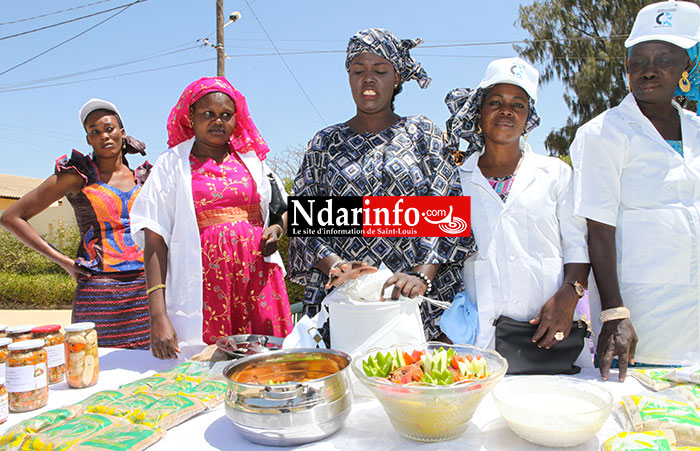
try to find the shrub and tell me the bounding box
[0,271,75,308]
[0,223,81,275]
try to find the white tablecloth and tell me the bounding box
[3,348,648,450]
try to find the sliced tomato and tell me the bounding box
[411,350,424,361]
[403,352,415,365]
[451,355,461,370]
[465,353,473,363]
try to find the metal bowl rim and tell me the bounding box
[223,347,352,388]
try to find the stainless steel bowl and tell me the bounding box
[223,348,353,447]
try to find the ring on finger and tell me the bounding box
[554,331,565,341]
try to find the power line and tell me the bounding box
[244,0,328,126]
[0,57,215,93]
[0,2,141,77]
[0,0,114,26]
[0,0,148,41]
[0,44,199,90]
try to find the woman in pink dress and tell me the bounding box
[131,77,292,359]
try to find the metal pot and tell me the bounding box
[223,348,353,447]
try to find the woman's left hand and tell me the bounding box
[381,272,428,300]
[260,224,283,257]
[529,285,579,349]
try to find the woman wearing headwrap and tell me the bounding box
[444,58,590,355]
[130,77,292,359]
[289,28,475,341]
[570,1,700,379]
[0,99,152,349]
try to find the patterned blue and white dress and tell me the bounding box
[289,115,476,339]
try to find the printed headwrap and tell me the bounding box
[345,28,431,89]
[166,76,270,160]
[444,87,541,165]
[675,44,700,115]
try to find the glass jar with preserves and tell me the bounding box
[6,324,35,342]
[0,324,7,339]
[64,322,99,389]
[0,337,11,380]
[31,325,65,385]
[6,339,48,412]
[0,377,7,425]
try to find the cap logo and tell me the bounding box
[654,8,675,27]
[510,64,524,79]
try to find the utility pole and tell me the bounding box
[216,0,225,76]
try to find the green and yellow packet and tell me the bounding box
[630,368,680,391]
[621,395,700,445]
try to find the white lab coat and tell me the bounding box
[130,137,287,359]
[460,142,589,350]
[571,93,700,365]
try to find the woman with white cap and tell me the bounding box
[571,1,700,380]
[0,99,151,349]
[444,57,590,355]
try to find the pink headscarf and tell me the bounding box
[166,76,269,161]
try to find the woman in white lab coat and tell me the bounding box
[445,57,590,352]
[571,1,700,379]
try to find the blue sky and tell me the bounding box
[0,0,571,180]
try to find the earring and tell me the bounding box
[476,124,482,135]
[679,71,691,93]
[394,83,398,89]
[522,130,530,141]
[122,141,126,150]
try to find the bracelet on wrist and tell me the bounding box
[600,306,630,322]
[146,283,166,295]
[408,271,433,294]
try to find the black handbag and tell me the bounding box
[493,315,591,375]
[267,172,287,225]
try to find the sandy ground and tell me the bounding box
[0,309,72,328]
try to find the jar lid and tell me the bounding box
[64,322,95,332]
[31,325,61,334]
[6,324,36,335]
[8,339,45,351]
[0,337,12,347]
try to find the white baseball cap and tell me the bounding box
[78,98,122,127]
[477,57,539,103]
[625,1,700,49]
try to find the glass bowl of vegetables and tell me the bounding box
[352,342,507,442]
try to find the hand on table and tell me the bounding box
[325,260,378,289]
[597,318,638,382]
[381,272,429,300]
[150,314,181,359]
[529,285,579,349]
[260,224,283,257]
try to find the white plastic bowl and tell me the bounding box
[492,376,612,448]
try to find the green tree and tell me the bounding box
[516,0,698,157]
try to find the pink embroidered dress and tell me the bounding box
[190,152,292,343]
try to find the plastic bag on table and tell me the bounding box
[282,313,327,349]
[323,268,426,355]
[600,430,677,451]
[620,395,700,445]
[70,422,164,451]
[630,368,680,391]
[0,407,81,450]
